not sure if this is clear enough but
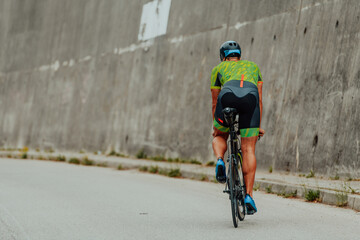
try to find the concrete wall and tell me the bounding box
[0,0,359,177]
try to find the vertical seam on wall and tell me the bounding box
[285,0,303,88]
[224,0,233,39]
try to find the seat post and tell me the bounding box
[222,107,238,153]
[223,107,237,126]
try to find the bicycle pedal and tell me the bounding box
[223,190,230,194]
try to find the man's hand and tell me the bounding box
[259,128,265,137]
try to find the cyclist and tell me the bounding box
[211,40,265,214]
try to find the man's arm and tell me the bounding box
[258,82,263,125]
[211,89,221,119]
[210,66,221,118]
[258,82,264,136]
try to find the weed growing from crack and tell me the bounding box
[56,155,66,162]
[81,156,94,166]
[305,189,320,202]
[151,155,165,161]
[139,166,148,172]
[136,149,147,159]
[330,173,340,180]
[108,150,126,157]
[306,170,315,178]
[149,166,159,174]
[206,161,215,166]
[265,185,273,193]
[189,159,201,165]
[336,191,348,207]
[253,183,260,191]
[278,189,298,198]
[201,175,209,181]
[69,158,80,164]
[158,169,168,176]
[96,162,108,167]
[168,168,181,178]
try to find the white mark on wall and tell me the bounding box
[138,0,172,41]
[39,61,59,72]
[169,35,184,44]
[52,61,60,71]
[79,56,91,62]
[234,21,251,30]
[63,61,68,66]
[167,74,174,80]
[296,145,299,170]
[294,126,299,171]
[201,57,206,66]
[169,24,226,45]
[301,2,322,11]
[69,59,75,67]
[114,48,118,54]
[117,39,154,55]
[230,2,326,32]
[39,65,50,71]
[301,0,344,12]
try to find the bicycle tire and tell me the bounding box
[229,155,239,228]
[236,151,246,221]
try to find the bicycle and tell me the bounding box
[222,107,246,228]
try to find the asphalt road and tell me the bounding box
[1,158,359,240]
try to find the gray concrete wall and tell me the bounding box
[0,0,359,177]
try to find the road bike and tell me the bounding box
[222,107,246,228]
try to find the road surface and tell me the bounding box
[0,158,359,240]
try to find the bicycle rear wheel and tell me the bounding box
[229,155,239,228]
[236,151,246,220]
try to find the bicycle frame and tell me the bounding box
[224,109,240,178]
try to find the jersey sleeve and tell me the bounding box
[257,66,263,86]
[210,66,222,89]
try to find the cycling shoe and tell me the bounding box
[245,194,257,214]
[215,158,226,183]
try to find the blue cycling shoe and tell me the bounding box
[244,194,257,215]
[215,158,226,183]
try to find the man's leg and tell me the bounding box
[241,136,257,197]
[212,128,229,183]
[212,129,228,159]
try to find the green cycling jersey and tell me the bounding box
[211,60,263,89]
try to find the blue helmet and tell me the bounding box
[219,41,241,61]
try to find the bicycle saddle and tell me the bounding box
[222,107,237,115]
